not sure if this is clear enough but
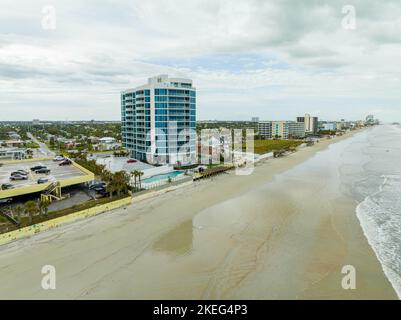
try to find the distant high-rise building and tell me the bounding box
[121,75,196,165]
[258,121,272,139]
[288,121,306,138]
[298,113,318,134]
[322,122,337,131]
[251,117,259,122]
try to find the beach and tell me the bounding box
[0,127,397,300]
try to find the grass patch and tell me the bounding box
[252,140,304,155]
[24,142,40,149]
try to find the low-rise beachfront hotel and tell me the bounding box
[121,75,196,165]
[258,120,306,139]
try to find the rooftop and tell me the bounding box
[122,74,194,94]
[0,158,94,199]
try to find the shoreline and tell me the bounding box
[356,201,401,299]
[0,128,397,299]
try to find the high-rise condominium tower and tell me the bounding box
[297,114,318,134]
[121,75,196,165]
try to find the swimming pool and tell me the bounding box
[142,170,185,184]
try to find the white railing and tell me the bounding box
[140,174,187,190]
[141,165,173,179]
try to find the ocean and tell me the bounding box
[340,125,401,298]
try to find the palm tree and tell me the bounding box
[39,198,51,217]
[131,170,141,191]
[101,167,113,183]
[12,205,24,224]
[106,182,118,198]
[130,170,138,189]
[138,171,144,189]
[25,200,38,224]
[112,171,130,196]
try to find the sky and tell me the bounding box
[1,0,401,122]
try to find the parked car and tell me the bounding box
[10,174,28,181]
[1,183,14,190]
[0,198,13,204]
[37,178,49,184]
[59,159,72,166]
[96,189,110,198]
[53,155,65,161]
[127,159,137,163]
[30,165,47,171]
[93,186,107,192]
[89,182,106,190]
[11,171,28,176]
[35,168,50,174]
[16,169,29,175]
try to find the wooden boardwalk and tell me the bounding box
[193,165,234,181]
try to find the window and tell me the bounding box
[156,109,167,115]
[156,122,167,128]
[155,89,167,95]
[156,116,167,121]
[155,95,167,102]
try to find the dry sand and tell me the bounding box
[0,130,397,299]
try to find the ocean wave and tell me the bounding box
[356,175,401,299]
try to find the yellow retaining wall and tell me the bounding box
[0,196,132,247]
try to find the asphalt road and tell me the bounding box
[27,132,55,157]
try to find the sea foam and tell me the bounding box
[356,175,401,299]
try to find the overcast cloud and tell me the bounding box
[1,0,401,121]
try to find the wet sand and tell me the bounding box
[0,130,397,299]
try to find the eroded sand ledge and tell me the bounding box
[0,130,397,299]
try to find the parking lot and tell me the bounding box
[94,156,153,173]
[0,159,86,190]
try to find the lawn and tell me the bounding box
[24,141,40,149]
[251,140,304,155]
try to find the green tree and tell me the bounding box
[113,171,130,196]
[12,204,24,223]
[39,198,51,217]
[131,170,140,190]
[25,200,38,224]
[138,171,144,189]
[106,182,118,198]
